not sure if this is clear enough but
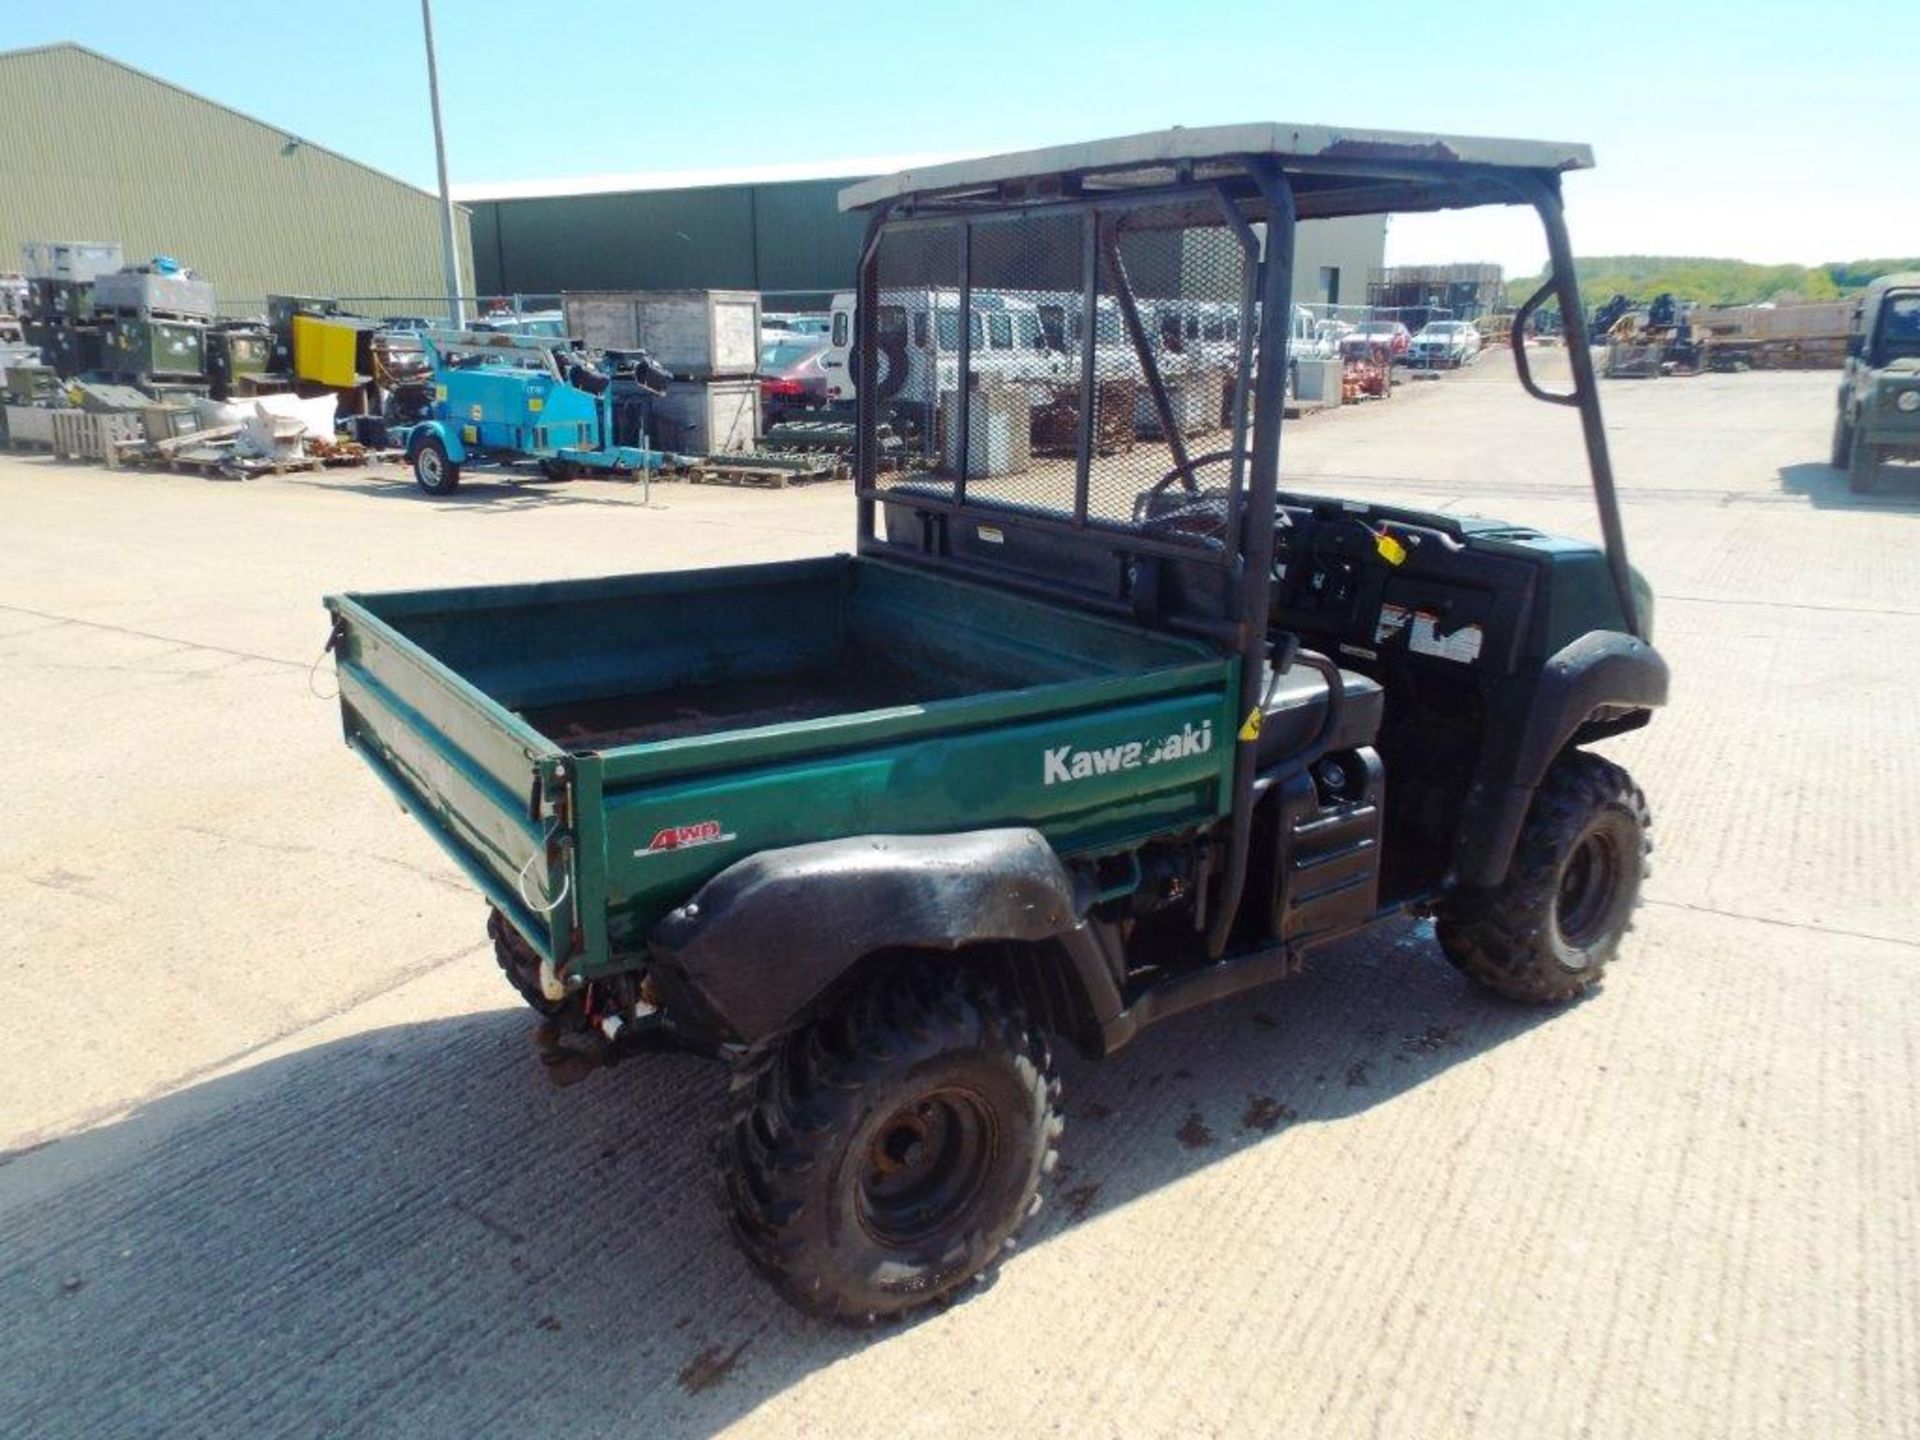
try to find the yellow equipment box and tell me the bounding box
[292,314,368,389]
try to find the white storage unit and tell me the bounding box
[4,405,58,446]
[1293,357,1344,405]
[1135,369,1225,438]
[561,290,762,378]
[940,384,1032,478]
[651,378,759,455]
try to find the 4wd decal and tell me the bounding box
[1043,720,1213,786]
[636,820,736,858]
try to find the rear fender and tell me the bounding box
[1453,631,1668,888]
[647,829,1119,1046]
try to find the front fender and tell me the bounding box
[648,828,1101,1045]
[1453,631,1668,889]
[404,420,463,463]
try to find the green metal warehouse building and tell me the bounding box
[463,166,1386,311]
[0,43,473,312]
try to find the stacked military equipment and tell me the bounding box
[19,242,220,400]
[21,241,120,379]
[93,260,215,397]
[206,320,278,401]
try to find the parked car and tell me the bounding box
[1409,319,1483,368]
[759,336,832,424]
[1342,320,1412,361]
[765,312,831,340]
[1315,317,1355,349]
[471,310,570,340]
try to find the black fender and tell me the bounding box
[646,828,1120,1046]
[1453,631,1668,889]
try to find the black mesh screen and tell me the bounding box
[861,198,1256,549]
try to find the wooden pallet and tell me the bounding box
[51,410,145,466]
[686,457,847,489]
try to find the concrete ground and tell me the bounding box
[1,353,1915,1438]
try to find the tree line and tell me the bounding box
[1505,256,1920,309]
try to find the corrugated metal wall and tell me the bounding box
[471,181,1382,312]
[471,178,871,302]
[0,44,473,310]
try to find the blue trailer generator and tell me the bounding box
[397,330,682,497]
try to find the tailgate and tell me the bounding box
[323,594,579,965]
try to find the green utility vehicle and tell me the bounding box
[323,124,1666,1325]
[1831,273,1920,494]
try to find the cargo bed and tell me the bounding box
[326,555,1237,977]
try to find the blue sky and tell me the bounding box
[6,1,1913,274]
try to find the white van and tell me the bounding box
[823,289,1073,407]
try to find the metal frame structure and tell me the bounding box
[840,124,1637,956]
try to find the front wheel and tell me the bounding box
[412,436,460,495]
[716,964,1060,1325]
[1848,435,1882,495]
[1437,752,1651,1005]
[1830,410,1854,469]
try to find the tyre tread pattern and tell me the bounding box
[715,963,1060,1326]
[1437,752,1651,1005]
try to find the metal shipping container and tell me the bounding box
[20,240,123,282]
[92,269,217,319]
[649,378,758,455]
[562,290,761,378]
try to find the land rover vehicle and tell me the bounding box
[325,123,1665,1326]
[821,287,1068,415]
[1831,273,1920,494]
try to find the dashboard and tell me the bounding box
[1269,497,1540,677]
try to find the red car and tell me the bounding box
[758,337,832,424]
[1341,320,1412,361]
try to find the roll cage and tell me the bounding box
[838,123,1635,955]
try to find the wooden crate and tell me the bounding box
[50,409,144,465]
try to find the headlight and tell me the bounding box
[1897,390,1920,413]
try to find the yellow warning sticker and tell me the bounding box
[1237,708,1263,742]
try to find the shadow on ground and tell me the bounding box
[0,921,1557,1438]
[1779,459,1920,510]
[290,469,659,512]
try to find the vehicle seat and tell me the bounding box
[1256,654,1383,766]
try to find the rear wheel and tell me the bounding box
[487,907,564,1018]
[1437,752,1650,1005]
[412,436,460,495]
[716,964,1059,1325]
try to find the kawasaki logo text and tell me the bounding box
[1043,720,1213,786]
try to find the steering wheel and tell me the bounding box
[1132,448,1249,528]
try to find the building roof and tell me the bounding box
[455,153,975,203]
[0,42,461,209]
[839,122,1594,218]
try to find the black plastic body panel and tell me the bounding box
[648,828,1118,1045]
[1452,630,1668,888]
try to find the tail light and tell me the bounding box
[760,379,805,398]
